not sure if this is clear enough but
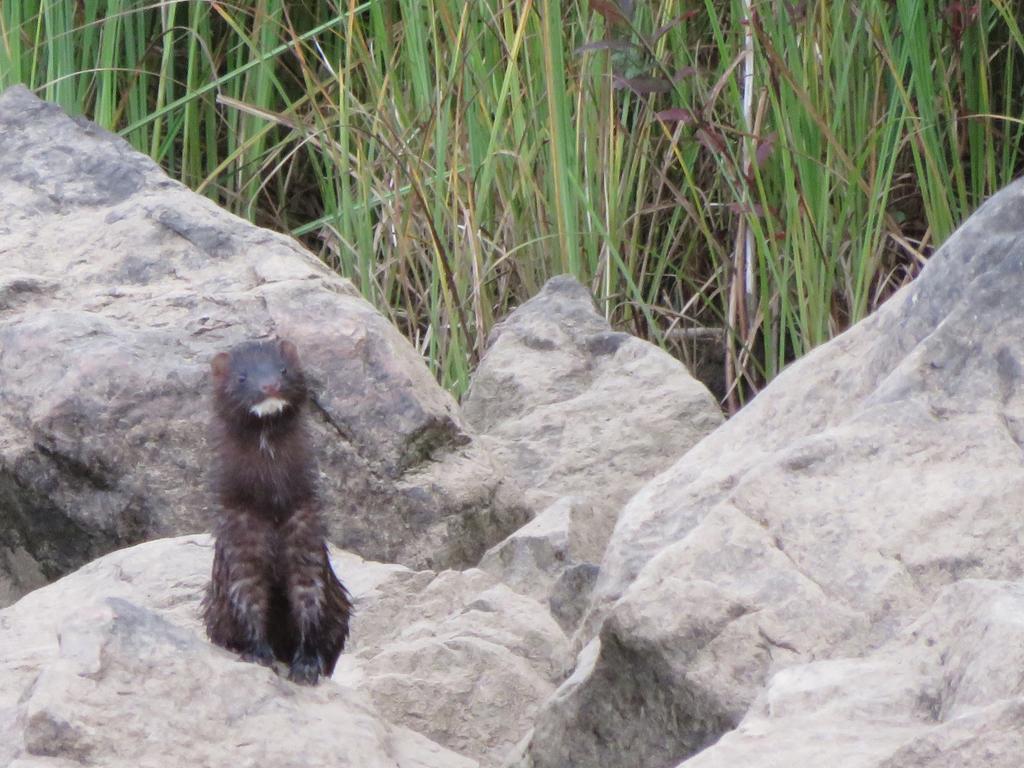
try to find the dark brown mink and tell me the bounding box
[201,338,352,685]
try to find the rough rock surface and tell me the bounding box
[463,275,723,528]
[478,496,603,632]
[0,84,527,605]
[517,179,1024,768]
[681,580,1024,768]
[0,535,477,768]
[0,534,572,767]
[464,275,723,624]
[341,562,572,765]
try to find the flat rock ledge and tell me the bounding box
[0,535,570,768]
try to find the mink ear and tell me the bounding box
[279,339,300,364]
[211,352,231,382]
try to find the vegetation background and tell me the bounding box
[2,0,1022,411]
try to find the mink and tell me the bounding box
[201,338,352,685]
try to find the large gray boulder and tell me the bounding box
[0,536,477,768]
[517,179,1024,767]
[0,84,527,605]
[466,276,723,629]
[463,274,723,534]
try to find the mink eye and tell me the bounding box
[280,367,288,376]
[238,374,247,384]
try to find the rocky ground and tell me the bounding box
[2,84,1024,767]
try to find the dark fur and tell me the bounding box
[202,339,352,684]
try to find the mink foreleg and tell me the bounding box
[205,510,277,667]
[280,502,331,684]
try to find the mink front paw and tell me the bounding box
[288,650,325,685]
[240,641,275,668]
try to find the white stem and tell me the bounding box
[741,0,756,306]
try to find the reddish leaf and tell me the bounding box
[696,127,727,154]
[784,1,808,23]
[727,202,766,217]
[590,0,629,25]
[655,107,696,124]
[652,11,700,42]
[943,2,980,45]
[755,132,777,167]
[613,75,673,94]
[673,67,697,81]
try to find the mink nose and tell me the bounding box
[260,380,281,396]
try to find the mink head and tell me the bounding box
[211,339,308,425]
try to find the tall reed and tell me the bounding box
[2,1,1021,406]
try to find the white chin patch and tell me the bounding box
[250,398,289,418]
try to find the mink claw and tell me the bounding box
[240,642,276,668]
[288,651,324,685]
